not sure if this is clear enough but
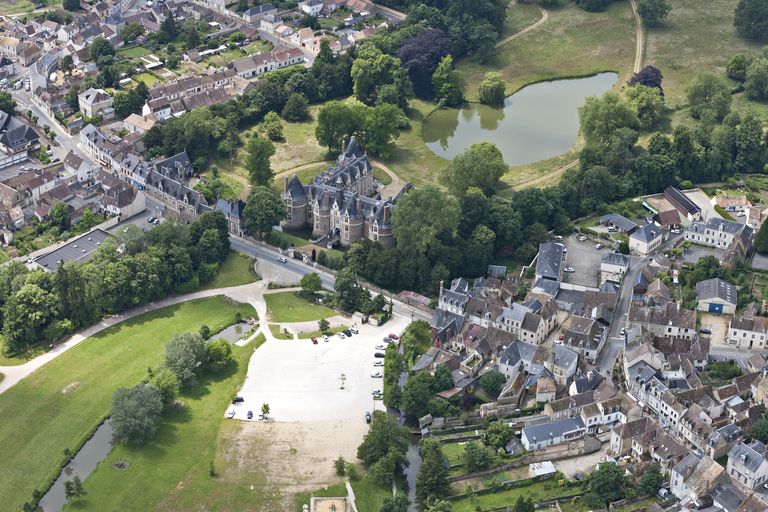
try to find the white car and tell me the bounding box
[277,256,287,263]
[619,327,626,336]
[564,267,575,273]
[595,243,605,250]
[578,235,587,242]
[375,344,385,349]
[371,372,382,378]
[373,361,384,367]
[372,389,382,395]
[226,410,235,419]
[323,335,329,342]
[350,327,359,334]
[338,332,346,339]
[737,211,746,217]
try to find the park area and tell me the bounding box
[0,297,255,511]
[264,291,335,323]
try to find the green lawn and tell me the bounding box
[0,297,256,512]
[133,73,161,87]
[200,252,257,290]
[297,325,347,339]
[500,1,543,39]
[450,480,578,512]
[0,0,61,15]
[271,106,329,173]
[65,336,265,511]
[441,441,466,465]
[295,482,348,512]
[264,292,335,323]
[0,342,47,366]
[269,323,294,340]
[117,46,151,59]
[351,474,395,512]
[644,0,763,106]
[733,93,768,124]
[457,2,635,101]
[372,167,393,186]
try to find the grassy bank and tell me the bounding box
[199,252,258,290]
[65,336,266,511]
[0,297,256,511]
[265,291,335,323]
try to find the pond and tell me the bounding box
[213,322,251,344]
[40,420,114,512]
[422,72,619,166]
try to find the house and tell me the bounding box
[214,198,245,236]
[696,278,737,315]
[544,344,579,386]
[78,87,113,119]
[610,416,654,455]
[600,213,638,233]
[629,222,663,255]
[664,186,702,221]
[600,252,629,283]
[242,3,277,23]
[728,313,768,349]
[727,440,768,489]
[684,217,754,253]
[498,339,540,380]
[628,302,696,340]
[655,209,681,230]
[671,453,725,506]
[0,56,14,78]
[713,195,750,212]
[707,424,744,460]
[63,151,93,182]
[17,42,41,66]
[520,417,586,451]
[0,111,39,160]
[299,0,324,16]
[123,113,156,134]
[260,14,279,33]
[291,27,315,46]
[561,315,607,364]
[99,184,145,218]
[535,242,564,282]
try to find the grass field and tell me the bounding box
[457,2,635,101]
[351,474,394,512]
[117,46,152,59]
[0,0,60,15]
[271,107,329,173]
[265,291,335,323]
[269,323,294,340]
[500,1,543,39]
[441,441,466,465]
[0,297,255,512]
[451,479,577,512]
[65,336,266,511]
[644,0,763,106]
[133,73,161,87]
[297,325,346,339]
[295,483,348,512]
[200,252,257,290]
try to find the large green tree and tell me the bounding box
[0,91,16,115]
[205,338,232,371]
[356,410,410,466]
[110,384,164,445]
[89,36,114,62]
[315,101,366,153]
[587,462,626,506]
[638,0,671,26]
[416,438,450,505]
[164,332,207,388]
[755,219,768,254]
[477,72,506,106]
[3,283,58,355]
[484,420,513,450]
[686,73,732,122]
[392,186,459,253]
[148,367,180,407]
[402,372,435,419]
[578,92,639,146]
[242,186,286,237]
[245,135,276,186]
[745,58,768,101]
[640,464,664,496]
[432,55,463,106]
[625,84,665,130]
[351,45,413,108]
[462,440,493,472]
[734,0,768,41]
[441,142,507,196]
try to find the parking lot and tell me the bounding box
[231,314,410,422]
[561,234,603,288]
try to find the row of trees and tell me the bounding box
[2,211,231,356]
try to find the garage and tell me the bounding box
[708,303,724,314]
[696,278,737,316]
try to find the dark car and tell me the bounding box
[388,333,399,340]
[343,329,352,337]
[247,410,253,419]
[231,396,244,404]
[365,411,372,424]
[311,336,318,344]
[700,328,712,335]
[374,352,385,358]
[573,473,584,481]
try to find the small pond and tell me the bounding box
[39,420,114,512]
[422,72,619,166]
[213,322,251,344]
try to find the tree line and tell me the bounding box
[2,211,231,356]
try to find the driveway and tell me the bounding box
[699,313,730,348]
[233,315,410,422]
[554,444,609,478]
[562,235,602,288]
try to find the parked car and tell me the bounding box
[608,226,617,232]
[147,216,156,224]
[578,235,588,242]
[573,473,584,481]
[595,243,605,250]
[338,332,346,339]
[737,211,746,217]
[247,410,253,419]
[558,334,564,340]
[372,389,382,395]
[671,228,681,234]
[373,361,384,367]
[553,235,563,241]
[371,372,382,378]
[375,344,385,350]
[226,410,235,419]
[323,334,329,342]
[374,352,385,358]
[365,411,372,424]
[277,256,287,263]
[700,328,712,335]
[343,329,352,337]
[388,333,399,340]
[350,327,359,334]
[232,396,244,404]
[619,327,626,336]
[311,337,318,345]
[373,394,383,400]
[383,336,392,343]
[564,267,575,273]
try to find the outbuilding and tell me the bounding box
[696,278,737,315]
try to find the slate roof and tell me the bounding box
[601,252,629,267]
[600,213,638,232]
[728,440,768,474]
[35,228,113,270]
[0,110,38,151]
[522,417,585,442]
[630,222,663,243]
[665,186,701,215]
[696,278,737,305]
[535,241,564,280]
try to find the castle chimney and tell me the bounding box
[284,176,289,193]
[439,280,444,296]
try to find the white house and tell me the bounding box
[78,87,113,119]
[600,252,629,283]
[629,223,663,255]
[521,418,586,451]
[684,217,754,251]
[727,440,768,490]
[299,0,324,16]
[728,313,768,349]
[696,278,737,315]
[671,453,724,505]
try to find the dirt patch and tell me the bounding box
[218,419,369,508]
[61,381,80,394]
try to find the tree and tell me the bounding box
[416,438,450,505]
[734,0,768,41]
[351,45,413,109]
[380,494,409,512]
[396,29,452,98]
[164,332,207,388]
[3,283,58,355]
[262,111,284,141]
[49,202,71,231]
[261,403,270,420]
[480,370,506,397]
[159,12,179,44]
[63,476,86,502]
[512,497,534,512]
[727,54,751,82]
[578,92,639,146]
[588,462,626,506]
[750,418,768,443]
[89,36,114,62]
[478,72,506,106]
[242,186,286,237]
[206,338,232,371]
[0,91,16,116]
[462,440,493,472]
[425,500,453,512]
[484,420,513,449]
[432,364,454,393]
[392,186,459,253]
[755,220,768,254]
[441,142,506,196]
[361,103,402,158]
[746,58,768,101]
[281,93,309,122]
[63,0,80,10]
[625,84,665,129]
[110,384,163,445]
[432,55,463,106]
[638,0,671,26]
[149,367,180,406]
[334,455,346,476]
[123,23,145,43]
[356,410,410,467]
[318,318,330,334]
[300,272,322,298]
[628,65,664,90]
[640,464,663,496]
[60,54,74,75]
[334,268,362,312]
[402,371,435,419]
[315,101,366,152]
[245,135,276,186]
[686,73,732,121]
